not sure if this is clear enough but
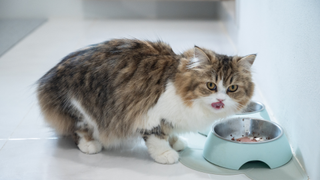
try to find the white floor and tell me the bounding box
[0,19,261,180]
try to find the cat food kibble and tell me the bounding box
[233,136,265,142]
[236,137,257,142]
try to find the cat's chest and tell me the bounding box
[142,82,217,132]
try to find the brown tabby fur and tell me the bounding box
[37,39,255,146]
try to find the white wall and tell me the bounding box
[0,0,83,18]
[0,0,219,19]
[237,0,320,179]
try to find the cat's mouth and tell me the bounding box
[211,102,225,110]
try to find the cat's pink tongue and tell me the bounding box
[211,102,225,110]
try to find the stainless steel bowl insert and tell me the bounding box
[213,118,283,144]
[238,101,265,115]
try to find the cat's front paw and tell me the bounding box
[78,138,103,154]
[152,149,179,164]
[171,137,188,151]
[146,135,179,164]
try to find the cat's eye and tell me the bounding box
[227,85,238,92]
[207,82,217,91]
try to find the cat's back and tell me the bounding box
[39,39,178,84]
[66,39,177,67]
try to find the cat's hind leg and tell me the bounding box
[39,97,103,154]
[71,99,103,154]
[38,86,102,154]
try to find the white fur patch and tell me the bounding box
[101,134,142,150]
[217,80,227,98]
[71,98,100,140]
[187,57,201,69]
[171,136,188,151]
[139,81,237,133]
[146,135,179,164]
[78,137,102,154]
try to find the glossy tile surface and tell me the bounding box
[0,19,253,180]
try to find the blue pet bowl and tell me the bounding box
[236,101,270,120]
[203,117,292,170]
[199,101,270,136]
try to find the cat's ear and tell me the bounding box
[238,54,256,69]
[188,46,211,69]
[194,46,210,63]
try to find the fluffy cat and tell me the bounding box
[37,39,255,164]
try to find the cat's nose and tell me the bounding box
[217,99,225,102]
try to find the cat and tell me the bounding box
[37,39,256,164]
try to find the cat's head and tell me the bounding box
[176,46,256,116]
